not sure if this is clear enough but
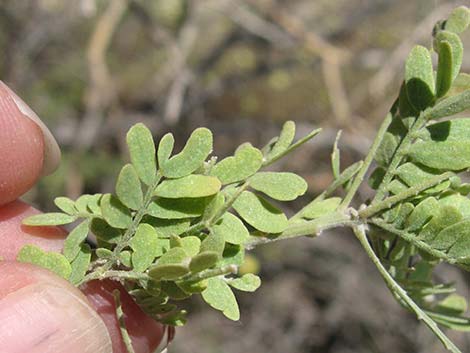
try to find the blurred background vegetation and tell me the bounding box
[2,0,470,352]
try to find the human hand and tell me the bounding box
[0,81,164,353]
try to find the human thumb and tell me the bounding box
[0,262,112,353]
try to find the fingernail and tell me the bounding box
[0,81,61,176]
[0,283,112,353]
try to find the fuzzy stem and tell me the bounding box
[353,224,462,353]
[339,112,393,210]
[247,211,355,248]
[113,290,136,353]
[359,172,453,219]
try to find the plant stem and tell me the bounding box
[352,224,462,353]
[79,270,150,285]
[247,211,355,248]
[339,112,393,210]
[106,173,162,269]
[372,111,429,203]
[368,218,470,270]
[113,290,136,353]
[359,172,453,219]
[181,265,237,282]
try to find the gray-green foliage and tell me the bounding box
[21,117,317,327]
[18,6,470,353]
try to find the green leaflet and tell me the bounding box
[154,175,221,198]
[212,213,249,245]
[96,248,113,258]
[447,73,470,96]
[437,294,468,315]
[220,244,245,267]
[69,244,91,285]
[228,274,261,292]
[54,197,77,215]
[419,205,462,243]
[233,191,288,233]
[439,193,470,218]
[90,218,122,243]
[202,193,225,221]
[116,164,143,210]
[101,194,132,229]
[161,281,190,300]
[142,217,191,237]
[248,172,307,201]
[264,124,321,166]
[431,219,470,253]
[331,130,341,179]
[147,196,212,219]
[426,89,470,120]
[200,233,225,256]
[149,247,189,280]
[63,220,89,261]
[17,244,72,279]
[405,45,435,111]
[388,179,408,195]
[299,197,341,220]
[210,144,263,184]
[161,128,213,178]
[444,6,470,34]
[23,212,76,226]
[130,224,160,272]
[419,118,470,142]
[76,194,102,214]
[177,280,208,294]
[405,197,439,232]
[399,81,418,117]
[126,123,157,185]
[375,132,398,167]
[202,278,240,321]
[436,40,453,98]
[157,133,174,167]
[393,202,414,229]
[408,141,470,170]
[265,120,296,162]
[119,251,132,267]
[396,163,450,194]
[434,31,463,83]
[189,251,219,272]
[180,236,201,257]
